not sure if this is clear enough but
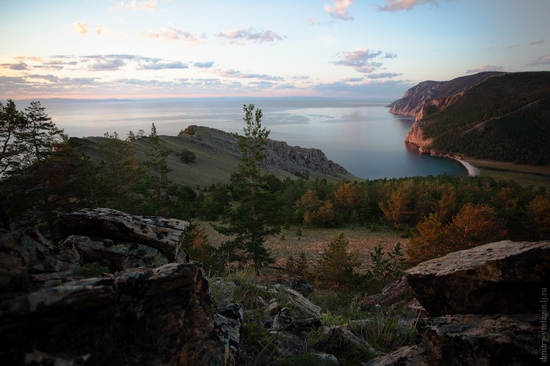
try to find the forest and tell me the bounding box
[421,71,550,165]
[1,99,550,281]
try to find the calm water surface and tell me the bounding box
[35,98,465,179]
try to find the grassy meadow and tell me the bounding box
[465,157,550,189]
[197,221,408,274]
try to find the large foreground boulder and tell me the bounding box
[418,314,541,365]
[0,262,232,366]
[58,208,189,262]
[405,240,550,316]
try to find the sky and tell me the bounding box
[1,0,549,100]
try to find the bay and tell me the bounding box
[33,97,466,179]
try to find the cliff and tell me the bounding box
[394,71,550,165]
[388,71,503,119]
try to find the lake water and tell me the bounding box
[33,97,466,179]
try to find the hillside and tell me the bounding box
[72,125,355,188]
[393,72,550,165]
[387,71,504,119]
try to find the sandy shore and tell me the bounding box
[456,159,480,176]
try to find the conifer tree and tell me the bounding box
[215,104,279,272]
[144,123,172,215]
[99,131,144,210]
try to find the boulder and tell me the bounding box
[64,235,168,271]
[314,326,382,363]
[0,229,80,289]
[364,344,429,366]
[0,262,231,366]
[58,208,189,262]
[405,240,550,316]
[275,285,322,317]
[418,314,541,366]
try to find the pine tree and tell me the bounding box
[144,123,172,215]
[15,101,65,240]
[315,233,360,289]
[98,132,144,210]
[215,104,279,272]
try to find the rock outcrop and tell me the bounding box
[0,228,81,289]
[388,72,503,119]
[369,240,548,366]
[405,240,550,316]
[59,208,189,263]
[0,262,232,366]
[419,313,541,365]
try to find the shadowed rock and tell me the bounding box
[364,344,429,366]
[0,229,80,288]
[0,262,231,365]
[418,314,541,365]
[58,208,189,262]
[405,240,550,316]
[64,235,168,271]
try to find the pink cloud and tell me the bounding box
[373,0,451,12]
[465,65,505,74]
[324,0,355,20]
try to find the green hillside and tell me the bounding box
[420,72,550,165]
[72,126,355,189]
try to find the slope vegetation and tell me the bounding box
[73,125,354,188]
[396,72,550,165]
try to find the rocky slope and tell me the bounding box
[179,125,349,177]
[387,71,503,119]
[393,72,550,164]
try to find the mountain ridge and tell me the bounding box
[74,125,353,189]
[390,71,550,165]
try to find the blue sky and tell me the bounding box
[1,0,549,99]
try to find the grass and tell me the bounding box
[465,157,550,189]
[78,126,355,190]
[197,222,408,275]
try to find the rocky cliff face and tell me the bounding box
[388,72,503,120]
[393,72,504,153]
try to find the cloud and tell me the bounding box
[526,55,550,66]
[215,69,284,81]
[465,65,506,74]
[367,72,403,79]
[74,21,89,35]
[324,0,355,20]
[372,0,452,12]
[529,39,545,46]
[313,78,411,98]
[307,18,316,25]
[137,60,188,70]
[108,0,156,12]
[334,48,386,73]
[217,28,285,45]
[193,61,214,68]
[0,62,30,70]
[342,77,364,82]
[384,52,397,58]
[85,56,128,71]
[141,24,205,45]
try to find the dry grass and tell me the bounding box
[196,221,408,274]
